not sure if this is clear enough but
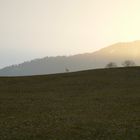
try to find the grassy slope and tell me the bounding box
[0,67,140,140]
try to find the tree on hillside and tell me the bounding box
[105,62,117,68]
[122,60,136,67]
[65,67,69,72]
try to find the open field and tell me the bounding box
[0,67,140,140]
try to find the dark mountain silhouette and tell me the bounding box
[1,40,140,76]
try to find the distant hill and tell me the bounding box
[0,67,140,139]
[1,40,140,76]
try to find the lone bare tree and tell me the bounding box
[105,62,117,68]
[65,67,69,72]
[122,60,136,67]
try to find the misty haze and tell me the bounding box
[0,40,140,76]
[0,0,140,140]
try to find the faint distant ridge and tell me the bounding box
[1,40,140,76]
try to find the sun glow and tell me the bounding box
[1,0,140,67]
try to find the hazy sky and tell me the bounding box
[0,0,140,68]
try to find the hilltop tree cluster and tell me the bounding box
[106,60,136,68]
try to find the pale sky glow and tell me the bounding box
[0,0,140,68]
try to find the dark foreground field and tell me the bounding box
[0,67,140,140]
